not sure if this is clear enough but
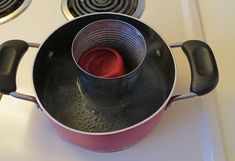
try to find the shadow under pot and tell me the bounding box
[72,19,147,109]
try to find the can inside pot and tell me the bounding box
[71,19,148,108]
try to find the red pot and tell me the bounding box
[0,13,218,152]
[51,109,164,152]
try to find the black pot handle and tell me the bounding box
[182,40,218,95]
[171,40,219,96]
[0,40,29,94]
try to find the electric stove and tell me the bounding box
[0,1,226,161]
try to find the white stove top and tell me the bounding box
[0,0,227,161]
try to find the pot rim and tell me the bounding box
[32,12,177,136]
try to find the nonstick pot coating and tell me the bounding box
[33,14,175,133]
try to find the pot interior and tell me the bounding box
[33,13,175,133]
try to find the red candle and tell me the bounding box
[78,47,127,78]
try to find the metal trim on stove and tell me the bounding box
[0,0,32,25]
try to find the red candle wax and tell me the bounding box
[78,47,127,78]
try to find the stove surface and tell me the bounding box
[0,0,226,161]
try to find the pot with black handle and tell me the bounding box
[0,13,218,152]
